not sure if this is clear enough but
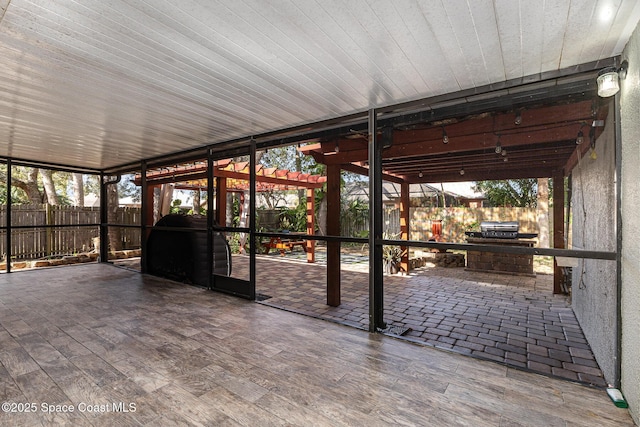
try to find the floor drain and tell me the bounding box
[379,325,412,336]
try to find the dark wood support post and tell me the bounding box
[216,176,227,226]
[326,163,341,306]
[306,188,316,263]
[143,185,157,229]
[553,170,565,294]
[400,182,410,274]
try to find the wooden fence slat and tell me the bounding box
[0,204,141,260]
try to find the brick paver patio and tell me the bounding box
[236,251,607,387]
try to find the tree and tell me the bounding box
[537,178,550,247]
[8,167,43,204]
[2,166,86,206]
[71,173,84,206]
[107,181,122,251]
[40,169,60,205]
[473,179,538,207]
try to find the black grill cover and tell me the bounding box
[147,214,231,287]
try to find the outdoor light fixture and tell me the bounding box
[459,166,465,176]
[501,149,507,156]
[514,111,522,125]
[442,126,449,144]
[576,129,584,145]
[495,139,502,154]
[418,171,423,178]
[335,142,340,153]
[597,60,628,97]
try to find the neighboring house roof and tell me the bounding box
[428,182,486,200]
[344,181,476,203]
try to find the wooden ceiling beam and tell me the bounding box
[407,166,562,184]
[382,144,575,172]
[319,123,584,165]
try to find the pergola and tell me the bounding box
[299,98,608,297]
[134,159,327,263]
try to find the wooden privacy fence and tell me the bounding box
[410,206,543,242]
[339,206,546,243]
[0,205,141,260]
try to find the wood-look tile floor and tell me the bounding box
[0,264,634,426]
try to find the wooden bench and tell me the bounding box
[262,237,307,256]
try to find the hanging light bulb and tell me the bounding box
[590,148,598,160]
[503,157,508,162]
[576,130,584,145]
[418,171,423,178]
[514,111,522,125]
[442,127,449,144]
[501,149,508,156]
[495,140,502,154]
[335,142,340,153]
[459,167,465,176]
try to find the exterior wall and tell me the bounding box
[570,112,617,383]
[621,23,640,426]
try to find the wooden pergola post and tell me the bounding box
[144,184,158,227]
[215,176,227,226]
[553,170,565,294]
[326,164,341,306]
[400,182,410,274]
[306,188,316,263]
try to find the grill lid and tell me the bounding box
[480,221,519,232]
[466,221,537,239]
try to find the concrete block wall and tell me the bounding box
[570,110,617,385]
[621,22,640,426]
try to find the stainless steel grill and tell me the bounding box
[465,221,538,239]
[481,221,519,238]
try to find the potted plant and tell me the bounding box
[382,244,403,274]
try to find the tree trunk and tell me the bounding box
[159,184,174,217]
[238,191,250,254]
[537,178,550,248]
[107,184,122,251]
[72,173,84,206]
[193,189,201,214]
[11,168,43,203]
[316,195,327,235]
[40,169,59,205]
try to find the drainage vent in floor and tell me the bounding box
[379,325,412,336]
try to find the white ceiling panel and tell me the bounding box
[0,0,639,169]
